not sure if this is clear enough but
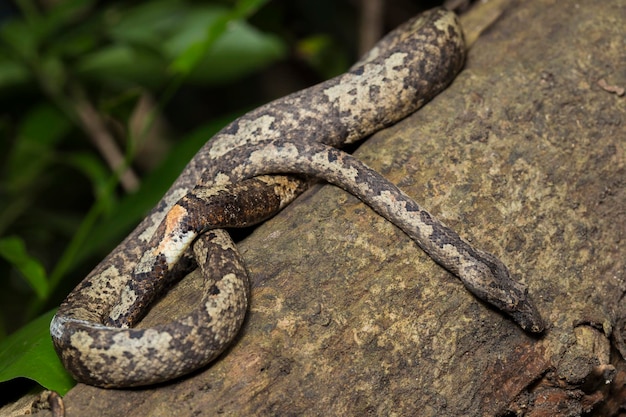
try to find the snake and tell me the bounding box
[50,8,544,388]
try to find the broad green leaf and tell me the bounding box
[167,9,230,75]
[0,310,75,394]
[0,236,49,299]
[162,1,283,80]
[172,20,285,84]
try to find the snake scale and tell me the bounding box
[50,8,544,388]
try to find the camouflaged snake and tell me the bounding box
[50,8,544,388]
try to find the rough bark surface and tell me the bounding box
[35,0,626,415]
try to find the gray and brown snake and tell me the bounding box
[50,8,544,388]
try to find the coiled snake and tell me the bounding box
[50,8,544,388]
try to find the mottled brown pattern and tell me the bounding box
[50,8,540,388]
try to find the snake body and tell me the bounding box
[50,9,543,388]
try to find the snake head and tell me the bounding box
[460,250,544,334]
[505,292,545,334]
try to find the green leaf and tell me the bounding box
[0,236,49,300]
[0,310,75,394]
[168,10,230,75]
[166,2,284,81]
[178,21,286,84]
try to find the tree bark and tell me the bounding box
[50,0,626,415]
